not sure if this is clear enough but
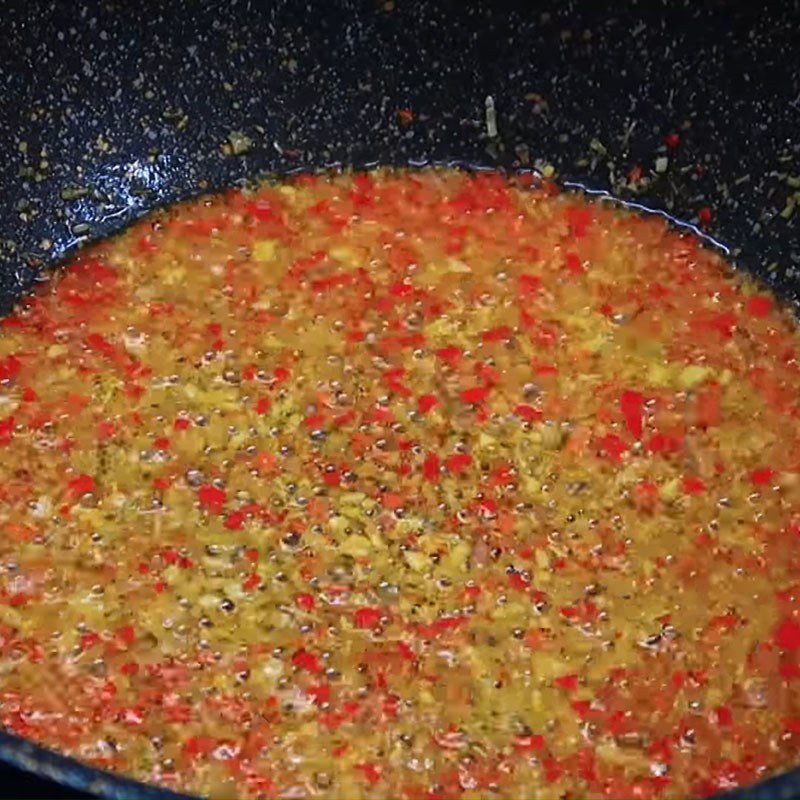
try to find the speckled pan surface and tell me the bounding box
[1,0,799,798]
[3,0,800,308]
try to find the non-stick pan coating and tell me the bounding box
[1,0,799,797]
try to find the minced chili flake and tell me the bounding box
[751,467,777,487]
[292,649,323,674]
[295,593,316,611]
[1,168,799,799]
[459,386,490,405]
[682,476,707,495]
[445,453,472,473]
[746,295,773,318]
[776,619,800,651]
[620,389,646,440]
[417,393,438,414]
[197,484,226,513]
[514,403,542,422]
[66,473,96,498]
[353,607,383,629]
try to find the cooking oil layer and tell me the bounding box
[0,169,799,798]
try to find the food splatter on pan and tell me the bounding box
[1,169,800,798]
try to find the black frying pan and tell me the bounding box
[1,0,799,797]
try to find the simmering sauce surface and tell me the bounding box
[2,169,800,798]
